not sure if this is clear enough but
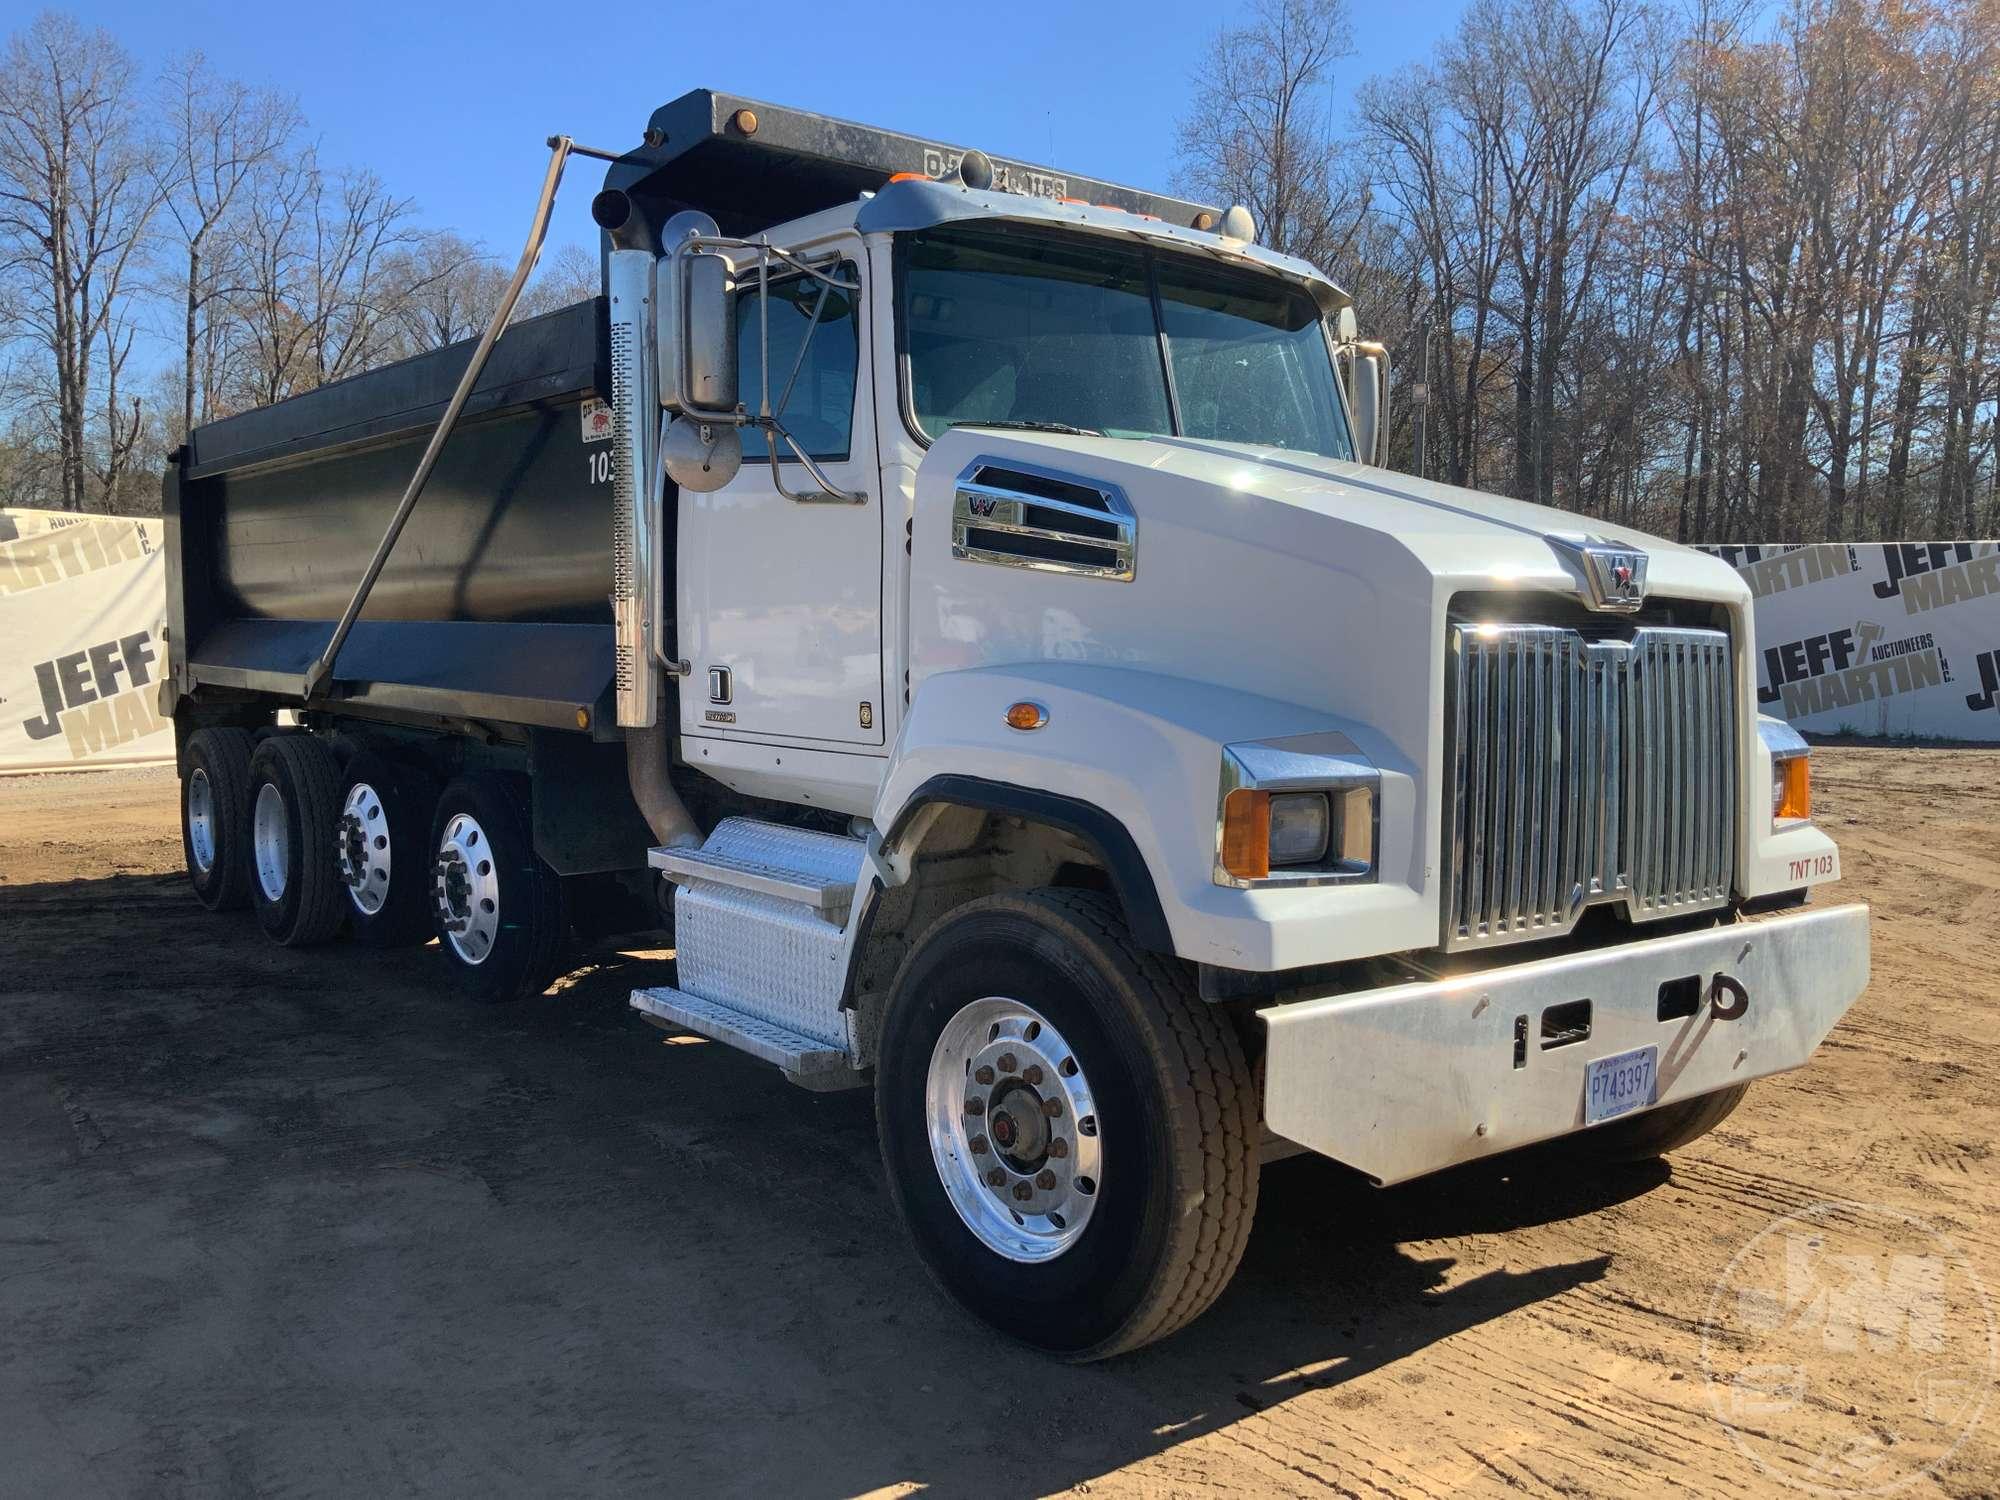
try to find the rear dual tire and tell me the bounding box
[181,728,256,912]
[338,751,436,948]
[429,774,564,1004]
[246,734,348,947]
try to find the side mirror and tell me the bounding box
[1346,343,1391,468]
[656,211,738,416]
[680,251,737,413]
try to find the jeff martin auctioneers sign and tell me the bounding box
[1,507,174,775]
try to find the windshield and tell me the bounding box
[901,224,1354,460]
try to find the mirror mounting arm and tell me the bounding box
[668,235,865,504]
[749,416,866,504]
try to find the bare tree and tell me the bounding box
[155,52,299,444]
[519,241,601,317]
[227,146,422,406]
[1176,0,1356,263]
[381,230,504,352]
[0,12,164,511]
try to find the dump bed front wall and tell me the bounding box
[200,399,613,626]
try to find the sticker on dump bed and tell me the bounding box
[581,397,613,443]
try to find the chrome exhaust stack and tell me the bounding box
[605,242,701,849]
[606,246,660,731]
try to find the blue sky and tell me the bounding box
[54,0,1453,267]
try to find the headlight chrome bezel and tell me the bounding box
[1215,735,1380,889]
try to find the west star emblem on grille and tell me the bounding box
[1549,535,1650,612]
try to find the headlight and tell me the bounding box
[1758,717,1812,824]
[1216,738,1379,887]
[1268,793,1331,864]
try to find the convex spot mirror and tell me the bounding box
[662,415,742,493]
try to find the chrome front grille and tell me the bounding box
[1445,622,1736,951]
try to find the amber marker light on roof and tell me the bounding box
[1005,701,1048,732]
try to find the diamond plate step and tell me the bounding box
[648,817,866,910]
[631,985,851,1075]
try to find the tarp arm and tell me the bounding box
[301,137,577,703]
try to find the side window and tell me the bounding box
[734,262,859,462]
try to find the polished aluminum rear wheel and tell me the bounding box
[338,781,393,917]
[252,781,289,904]
[186,767,218,874]
[434,811,501,966]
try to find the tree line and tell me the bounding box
[1178,0,2000,542]
[7,2,1995,540]
[0,12,595,515]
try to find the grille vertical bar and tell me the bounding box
[1445,622,1735,950]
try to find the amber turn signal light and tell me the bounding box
[1775,755,1811,821]
[1220,789,1272,881]
[1005,701,1048,731]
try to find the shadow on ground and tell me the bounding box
[0,873,1656,1497]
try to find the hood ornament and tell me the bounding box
[1549,535,1649,613]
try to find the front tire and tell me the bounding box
[875,889,1259,1361]
[181,727,255,911]
[429,774,563,1003]
[246,733,348,947]
[1570,1083,1750,1164]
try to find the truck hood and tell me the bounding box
[1034,432,1733,601]
[909,425,1753,811]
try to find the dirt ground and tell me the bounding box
[1,749,1995,1499]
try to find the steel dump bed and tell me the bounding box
[163,298,616,730]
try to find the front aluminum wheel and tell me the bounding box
[186,767,218,874]
[434,812,499,965]
[251,781,289,904]
[925,997,1102,1263]
[337,782,392,916]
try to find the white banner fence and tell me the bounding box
[1700,542,2000,742]
[3,505,1996,774]
[1,507,175,775]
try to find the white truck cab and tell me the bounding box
[168,91,1870,1360]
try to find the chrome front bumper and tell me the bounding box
[1262,902,1870,1184]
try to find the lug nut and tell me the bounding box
[1049,1138,1068,1159]
[1036,1170,1057,1190]
[997,1053,1018,1073]
[1042,1098,1063,1119]
[986,1168,1006,1187]
[1022,1064,1044,1086]
[964,1097,985,1116]
[1012,1182,1033,1202]
[974,1065,995,1085]
[970,1135,989,1155]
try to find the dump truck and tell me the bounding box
[162,89,1871,1359]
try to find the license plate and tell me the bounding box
[1583,1045,1657,1125]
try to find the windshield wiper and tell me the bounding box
[952,419,1103,437]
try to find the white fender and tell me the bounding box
[873,662,1432,971]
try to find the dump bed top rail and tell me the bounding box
[600,88,1223,239]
